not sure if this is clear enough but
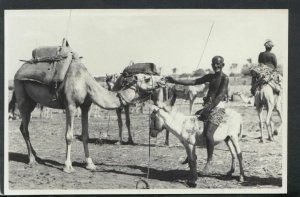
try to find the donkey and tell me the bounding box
[149,105,244,187]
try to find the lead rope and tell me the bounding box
[136,75,156,189]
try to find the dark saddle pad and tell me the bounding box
[123,63,160,75]
[15,46,74,85]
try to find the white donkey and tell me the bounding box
[149,105,244,187]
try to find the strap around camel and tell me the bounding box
[15,45,75,85]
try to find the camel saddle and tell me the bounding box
[122,63,160,76]
[14,45,74,85]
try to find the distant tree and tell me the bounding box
[192,68,206,77]
[172,67,177,74]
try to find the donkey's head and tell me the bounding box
[149,105,166,138]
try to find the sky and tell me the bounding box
[5,9,288,80]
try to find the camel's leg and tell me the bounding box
[230,138,244,182]
[225,138,236,176]
[14,81,38,165]
[274,98,283,135]
[63,104,76,173]
[184,143,197,188]
[257,107,264,143]
[80,104,96,170]
[189,97,196,115]
[124,106,134,144]
[265,105,275,141]
[164,129,169,146]
[116,108,124,145]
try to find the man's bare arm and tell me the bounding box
[167,74,211,85]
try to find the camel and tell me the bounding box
[149,104,244,187]
[167,83,208,115]
[105,73,168,145]
[13,41,165,173]
[252,83,282,143]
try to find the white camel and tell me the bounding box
[149,105,244,187]
[253,84,282,143]
[13,40,165,172]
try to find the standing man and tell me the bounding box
[166,56,229,177]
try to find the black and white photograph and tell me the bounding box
[4,8,288,194]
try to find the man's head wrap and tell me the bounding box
[264,39,274,48]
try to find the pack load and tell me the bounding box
[250,63,282,94]
[122,62,160,76]
[14,38,79,85]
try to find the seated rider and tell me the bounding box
[166,56,229,179]
[251,39,282,95]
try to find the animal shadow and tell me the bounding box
[75,135,118,145]
[95,163,189,182]
[200,173,282,187]
[9,152,85,171]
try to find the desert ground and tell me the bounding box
[7,96,284,192]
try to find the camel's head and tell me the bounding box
[132,74,166,92]
[149,105,165,138]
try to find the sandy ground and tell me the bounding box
[7,100,283,192]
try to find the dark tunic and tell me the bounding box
[258,51,277,70]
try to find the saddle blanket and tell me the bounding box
[250,64,283,94]
[123,63,160,75]
[14,46,73,85]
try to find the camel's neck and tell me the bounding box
[86,74,136,109]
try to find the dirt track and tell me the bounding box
[7,100,283,191]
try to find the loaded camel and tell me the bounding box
[13,40,164,173]
[252,82,282,143]
[105,71,169,145]
[149,104,244,187]
[250,66,283,143]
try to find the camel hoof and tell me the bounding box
[63,165,75,173]
[86,163,97,171]
[273,130,278,136]
[226,170,234,177]
[259,139,264,143]
[267,137,274,142]
[164,141,169,146]
[239,176,244,182]
[127,139,134,145]
[28,159,38,167]
[184,180,197,188]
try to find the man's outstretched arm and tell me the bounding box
[166,74,211,86]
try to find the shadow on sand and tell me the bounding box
[9,152,282,187]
